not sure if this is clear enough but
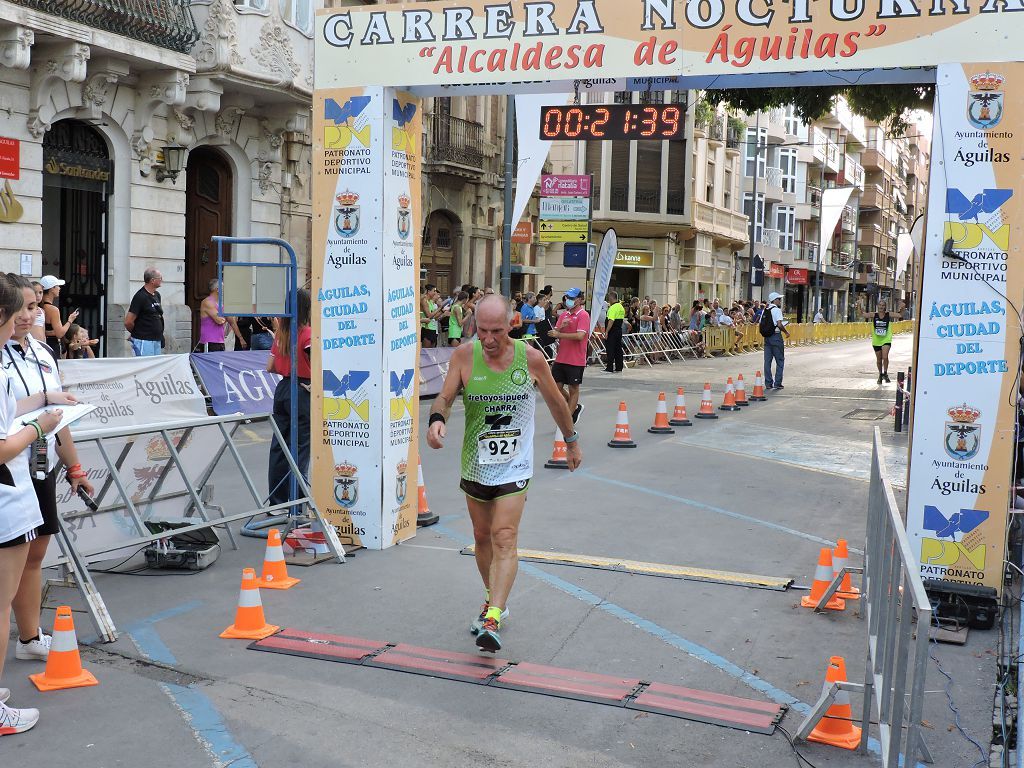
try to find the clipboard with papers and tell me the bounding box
[6,403,97,438]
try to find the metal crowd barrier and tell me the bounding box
[796,428,932,766]
[783,320,915,348]
[589,330,703,368]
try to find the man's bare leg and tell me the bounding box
[485,492,526,612]
[467,496,494,592]
[566,384,580,415]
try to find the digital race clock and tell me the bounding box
[539,104,684,141]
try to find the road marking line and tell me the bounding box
[126,602,257,768]
[578,469,864,555]
[460,545,792,590]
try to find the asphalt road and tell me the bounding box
[2,333,998,768]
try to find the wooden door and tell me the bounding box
[185,148,233,347]
[423,211,454,295]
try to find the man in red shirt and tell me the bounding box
[549,287,590,423]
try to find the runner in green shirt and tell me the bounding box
[427,295,581,652]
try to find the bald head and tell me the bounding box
[475,294,513,323]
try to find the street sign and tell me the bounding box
[541,230,588,243]
[511,220,532,243]
[539,220,588,233]
[540,174,591,198]
[540,197,590,220]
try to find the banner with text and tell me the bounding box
[316,1,1020,90]
[906,63,1021,595]
[190,351,281,417]
[312,87,420,550]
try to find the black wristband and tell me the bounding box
[428,413,446,426]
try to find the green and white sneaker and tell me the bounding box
[475,616,502,653]
[470,604,509,634]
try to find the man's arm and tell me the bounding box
[774,309,790,337]
[124,311,136,333]
[426,344,470,449]
[527,346,581,470]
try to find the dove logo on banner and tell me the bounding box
[324,96,372,149]
[323,369,371,422]
[392,99,418,155]
[389,368,415,422]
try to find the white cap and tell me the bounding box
[39,275,65,290]
[767,292,783,302]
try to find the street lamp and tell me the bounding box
[156,142,187,183]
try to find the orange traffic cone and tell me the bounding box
[220,568,280,640]
[648,392,676,434]
[29,606,98,691]
[608,401,637,448]
[832,539,861,599]
[669,387,691,427]
[719,377,741,412]
[801,548,846,611]
[750,371,767,402]
[416,458,438,527]
[694,383,718,419]
[807,656,862,750]
[735,374,749,406]
[545,428,570,469]
[257,528,300,590]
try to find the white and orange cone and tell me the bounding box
[807,657,862,750]
[832,539,861,599]
[545,428,570,469]
[29,606,98,692]
[750,371,767,401]
[220,568,280,640]
[669,387,691,427]
[416,458,438,527]
[694,383,718,419]
[735,374,749,406]
[647,392,675,434]
[608,401,637,447]
[257,528,300,590]
[801,548,846,611]
[719,377,741,412]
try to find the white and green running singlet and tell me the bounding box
[461,340,536,486]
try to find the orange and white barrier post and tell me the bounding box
[257,528,301,590]
[734,374,749,406]
[801,548,846,611]
[832,539,861,599]
[750,371,767,402]
[417,458,438,527]
[806,656,862,750]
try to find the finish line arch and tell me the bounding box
[308,0,1018,627]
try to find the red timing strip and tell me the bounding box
[248,629,786,734]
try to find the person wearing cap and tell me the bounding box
[124,268,165,356]
[38,275,78,359]
[549,287,590,423]
[761,292,790,389]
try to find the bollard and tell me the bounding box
[894,371,905,433]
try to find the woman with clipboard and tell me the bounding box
[2,275,94,677]
[0,274,64,736]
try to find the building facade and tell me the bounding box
[0,0,315,355]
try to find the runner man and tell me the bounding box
[549,287,590,423]
[426,295,582,652]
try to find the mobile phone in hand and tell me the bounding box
[77,485,98,511]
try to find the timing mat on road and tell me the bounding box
[459,546,793,591]
[249,628,786,734]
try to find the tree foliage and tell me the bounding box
[702,84,934,135]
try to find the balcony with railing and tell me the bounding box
[762,165,784,201]
[860,183,885,210]
[426,113,486,179]
[693,200,749,245]
[841,205,857,233]
[707,117,727,145]
[9,0,199,53]
[844,155,865,190]
[726,125,743,153]
[765,109,786,143]
[808,185,822,215]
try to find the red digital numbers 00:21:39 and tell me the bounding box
[539,104,684,142]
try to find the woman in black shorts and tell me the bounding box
[0,274,64,736]
[4,275,94,668]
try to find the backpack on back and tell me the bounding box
[759,306,777,338]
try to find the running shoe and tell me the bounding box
[15,632,51,661]
[572,402,584,424]
[883,373,891,383]
[470,604,509,634]
[475,617,502,652]
[0,702,39,736]
[877,375,883,385]
[0,689,9,704]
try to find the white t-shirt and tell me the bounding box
[5,338,63,472]
[0,369,42,544]
[769,304,785,329]
[719,314,734,327]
